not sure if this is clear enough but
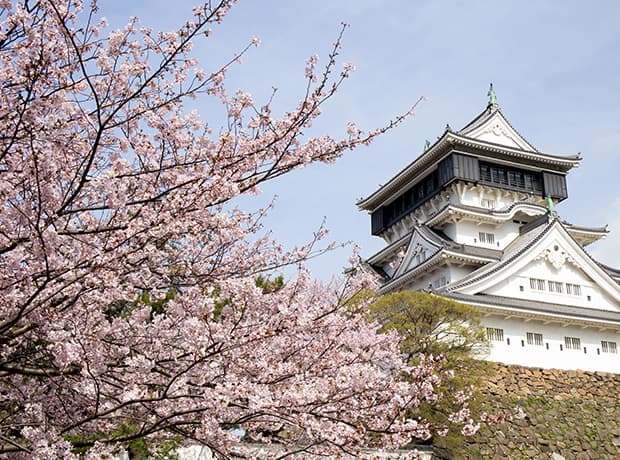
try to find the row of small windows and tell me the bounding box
[382,171,439,228]
[486,328,618,355]
[487,327,504,342]
[528,278,582,296]
[479,162,544,194]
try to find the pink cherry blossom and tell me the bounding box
[0,1,472,458]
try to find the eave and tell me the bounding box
[597,262,620,285]
[444,292,620,330]
[563,222,608,247]
[357,133,452,212]
[425,202,547,227]
[366,233,409,266]
[378,248,497,294]
[357,131,580,212]
[448,133,580,171]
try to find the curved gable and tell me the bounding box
[450,219,620,309]
[394,227,441,278]
[459,109,536,151]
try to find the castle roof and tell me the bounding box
[444,292,620,329]
[445,216,620,308]
[374,224,502,293]
[357,105,581,212]
[372,214,619,310]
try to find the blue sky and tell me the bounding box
[106,1,620,278]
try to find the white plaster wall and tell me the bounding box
[447,265,475,282]
[401,268,442,292]
[442,220,520,250]
[481,316,620,373]
[442,222,457,241]
[486,259,620,312]
[455,187,479,207]
[404,273,436,292]
[400,265,477,292]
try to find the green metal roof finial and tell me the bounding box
[545,195,554,214]
[487,82,497,108]
[424,139,431,152]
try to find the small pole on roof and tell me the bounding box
[487,82,498,109]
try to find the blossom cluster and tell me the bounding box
[0,1,464,458]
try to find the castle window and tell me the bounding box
[492,168,508,185]
[526,332,543,346]
[486,327,504,342]
[508,170,526,188]
[479,161,543,194]
[566,283,581,296]
[564,336,581,350]
[433,276,448,288]
[601,341,618,354]
[548,281,563,293]
[479,232,495,245]
[529,278,545,291]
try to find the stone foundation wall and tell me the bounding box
[455,363,620,460]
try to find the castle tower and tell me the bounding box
[359,86,620,372]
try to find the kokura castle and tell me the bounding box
[358,86,620,373]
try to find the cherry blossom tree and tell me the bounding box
[0,1,473,458]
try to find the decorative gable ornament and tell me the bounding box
[538,243,576,270]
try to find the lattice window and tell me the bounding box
[486,327,504,342]
[479,232,495,245]
[564,336,581,350]
[566,283,582,296]
[433,276,448,288]
[526,332,543,346]
[529,278,545,291]
[601,341,618,354]
[548,281,563,293]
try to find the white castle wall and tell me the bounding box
[398,265,479,293]
[482,316,620,373]
[442,220,520,250]
[486,259,620,312]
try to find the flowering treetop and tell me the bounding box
[0,1,477,458]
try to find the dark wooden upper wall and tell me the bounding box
[370,152,568,236]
